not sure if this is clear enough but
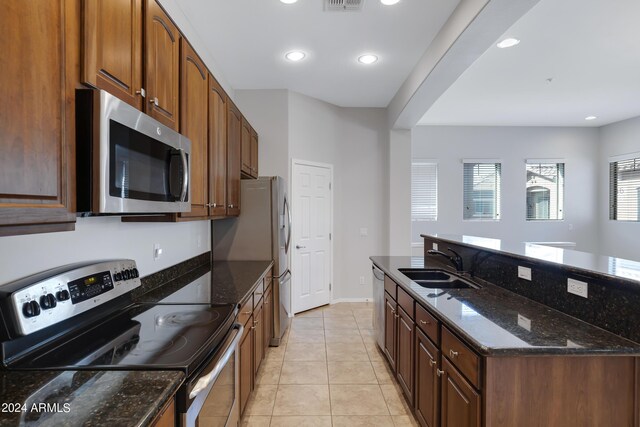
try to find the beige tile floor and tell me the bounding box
[241,302,419,427]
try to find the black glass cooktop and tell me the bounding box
[12,303,236,376]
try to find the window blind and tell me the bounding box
[463,162,501,220]
[525,163,564,220]
[610,157,640,221]
[411,162,437,221]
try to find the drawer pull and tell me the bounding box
[251,326,256,330]
[436,369,444,377]
[419,320,430,325]
[394,314,399,319]
[429,359,436,367]
[449,350,459,358]
[243,311,252,315]
[254,320,259,325]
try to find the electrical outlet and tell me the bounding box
[432,243,438,251]
[517,314,531,331]
[359,276,366,285]
[153,243,163,261]
[567,278,588,298]
[518,266,532,281]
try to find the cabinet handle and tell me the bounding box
[449,350,459,358]
[243,311,252,315]
[254,320,259,325]
[251,326,256,330]
[228,204,235,209]
[436,369,444,377]
[429,359,436,367]
[419,320,430,325]
[150,97,159,106]
[394,314,399,319]
[135,88,146,98]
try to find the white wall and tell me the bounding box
[235,89,290,180]
[411,126,600,253]
[598,116,640,260]
[230,90,391,301]
[389,130,412,256]
[0,217,210,285]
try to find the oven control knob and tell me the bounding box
[56,290,70,301]
[132,268,139,278]
[23,300,41,318]
[114,272,122,282]
[40,294,57,310]
[123,270,131,280]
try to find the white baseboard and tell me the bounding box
[330,297,372,304]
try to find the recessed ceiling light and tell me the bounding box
[285,51,306,62]
[380,0,400,5]
[358,54,378,64]
[585,116,597,121]
[496,38,521,49]
[280,0,297,3]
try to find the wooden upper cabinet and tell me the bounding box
[241,118,252,176]
[0,0,77,236]
[179,39,208,218]
[226,100,242,216]
[145,0,180,130]
[250,128,259,178]
[82,0,143,109]
[209,75,228,217]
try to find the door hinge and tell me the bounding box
[329,283,332,291]
[329,233,332,240]
[329,182,332,190]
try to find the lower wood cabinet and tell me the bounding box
[396,305,414,403]
[441,357,480,427]
[151,397,175,427]
[253,297,264,376]
[263,282,273,351]
[239,316,253,416]
[383,292,397,370]
[415,328,439,427]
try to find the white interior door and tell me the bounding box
[291,161,332,314]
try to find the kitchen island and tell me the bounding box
[371,255,640,427]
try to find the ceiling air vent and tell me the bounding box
[324,0,364,12]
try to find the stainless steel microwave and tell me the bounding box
[76,89,191,214]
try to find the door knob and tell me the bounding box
[296,245,306,249]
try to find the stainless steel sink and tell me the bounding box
[398,268,479,289]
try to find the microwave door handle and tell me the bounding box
[180,149,189,202]
[188,323,243,400]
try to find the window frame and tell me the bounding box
[609,154,640,222]
[525,161,565,221]
[462,160,502,221]
[411,160,438,222]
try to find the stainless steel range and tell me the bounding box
[0,260,242,427]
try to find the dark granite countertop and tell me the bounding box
[421,233,640,289]
[371,256,640,356]
[134,260,273,305]
[0,370,183,427]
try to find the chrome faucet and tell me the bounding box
[427,248,464,272]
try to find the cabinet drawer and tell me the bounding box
[397,286,414,320]
[416,304,439,344]
[384,275,397,300]
[441,326,481,389]
[253,278,265,300]
[238,296,253,326]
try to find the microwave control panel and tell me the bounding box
[3,260,140,337]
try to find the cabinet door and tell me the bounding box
[151,397,175,427]
[384,293,397,371]
[179,39,208,218]
[145,0,179,130]
[83,0,143,110]
[250,128,259,178]
[0,0,76,236]
[441,358,480,427]
[208,75,227,217]
[226,101,242,216]
[253,298,264,376]
[415,329,439,427]
[264,284,273,352]
[241,118,252,176]
[397,306,414,404]
[239,317,254,416]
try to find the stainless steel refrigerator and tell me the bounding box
[213,176,291,345]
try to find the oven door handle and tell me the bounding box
[188,323,243,400]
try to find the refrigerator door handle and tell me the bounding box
[284,195,292,254]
